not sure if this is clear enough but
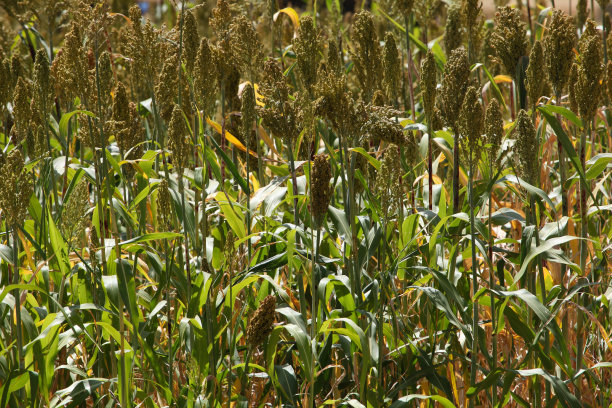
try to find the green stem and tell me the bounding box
[468,160,478,408]
[488,160,497,407]
[404,15,416,120]
[427,115,433,210]
[12,228,23,383]
[576,120,590,383]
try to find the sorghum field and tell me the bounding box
[3,0,612,406]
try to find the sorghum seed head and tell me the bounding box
[155,52,180,122]
[12,77,32,145]
[52,22,89,103]
[326,37,343,76]
[98,50,114,104]
[167,104,191,171]
[157,179,174,231]
[544,10,577,96]
[372,89,386,106]
[0,57,11,114]
[526,40,546,108]
[491,6,528,79]
[576,20,603,120]
[293,16,321,92]
[0,149,33,228]
[397,0,414,15]
[440,47,470,129]
[431,104,444,131]
[485,98,504,164]
[211,0,233,35]
[33,48,52,107]
[414,0,442,29]
[124,4,164,93]
[420,50,437,120]
[445,2,464,55]
[60,179,90,246]
[194,38,217,114]
[240,83,256,142]
[377,146,403,217]
[314,67,356,137]
[597,0,609,11]
[404,130,420,168]
[577,0,588,30]
[350,10,382,99]
[247,295,276,349]
[311,154,332,222]
[182,10,199,76]
[514,109,539,186]
[363,105,405,146]
[459,85,484,167]
[230,14,264,80]
[111,82,143,166]
[383,33,401,104]
[258,60,300,144]
[10,54,22,89]
[267,0,278,21]
[569,63,578,112]
[463,0,483,55]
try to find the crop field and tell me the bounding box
[2,0,612,407]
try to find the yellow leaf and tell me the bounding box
[258,126,282,157]
[206,117,258,158]
[494,74,513,84]
[254,83,265,106]
[239,81,265,106]
[273,7,300,35]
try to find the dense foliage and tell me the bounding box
[1,0,612,407]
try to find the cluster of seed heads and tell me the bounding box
[311,154,332,223]
[246,295,276,350]
[491,6,528,79]
[157,179,174,231]
[0,150,33,229]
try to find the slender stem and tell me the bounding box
[342,137,361,304]
[576,120,590,384]
[288,141,307,323]
[427,115,433,210]
[604,8,608,65]
[531,194,551,405]
[378,220,387,407]
[468,160,479,408]
[12,228,23,384]
[176,0,186,106]
[404,15,416,120]
[488,160,497,406]
[526,0,534,44]
[165,240,174,404]
[179,174,191,309]
[115,238,128,408]
[453,126,460,213]
[310,226,321,408]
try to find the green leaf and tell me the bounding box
[215,192,246,239]
[48,208,70,283]
[328,205,352,243]
[585,153,612,180]
[58,110,96,144]
[119,232,182,248]
[390,394,457,408]
[501,174,555,211]
[283,323,312,377]
[513,236,581,285]
[514,369,581,408]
